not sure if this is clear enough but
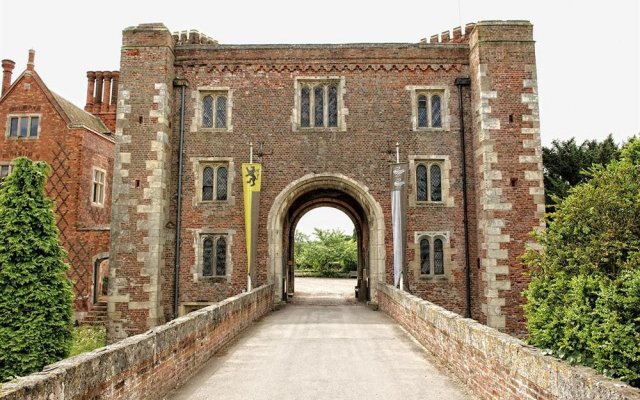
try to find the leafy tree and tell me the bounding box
[0,158,73,382]
[294,228,357,277]
[543,134,620,208]
[524,139,640,386]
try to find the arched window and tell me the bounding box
[328,85,338,127]
[203,237,214,276]
[420,238,430,275]
[216,96,227,128]
[217,166,228,200]
[314,86,324,127]
[417,95,428,128]
[202,167,214,201]
[434,238,444,275]
[416,164,427,201]
[202,95,213,128]
[216,237,227,276]
[430,164,442,202]
[431,95,442,128]
[301,86,310,127]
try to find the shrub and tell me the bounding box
[524,139,640,386]
[0,158,74,382]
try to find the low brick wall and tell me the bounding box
[378,284,640,400]
[0,284,274,400]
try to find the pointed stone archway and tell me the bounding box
[267,173,386,303]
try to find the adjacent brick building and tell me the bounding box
[0,51,116,322]
[109,21,545,340]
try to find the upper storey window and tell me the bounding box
[407,86,449,131]
[7,115,40,138]
[196,88,232,132]
[293,77,346,131]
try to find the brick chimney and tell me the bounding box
[1,59,15,96]
[85,70,119,132]
[27,49,35,71]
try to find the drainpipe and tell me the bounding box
[173,79,188,319]
[455,77,472,319]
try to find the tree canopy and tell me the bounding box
[524,139,640,386]
[0,158,73,382]
[295,228,357,277]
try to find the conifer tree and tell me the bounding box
[0,157,73,382]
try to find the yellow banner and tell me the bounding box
[242,163,262,288]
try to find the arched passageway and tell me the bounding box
[267,173,385,303]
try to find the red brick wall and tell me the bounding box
[378,284,640,400]
[0,70,114,318]
[0,285,274,400]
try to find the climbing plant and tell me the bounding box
[0,157,73,382]
[524,139,640,387]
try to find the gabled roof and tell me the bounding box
[51,91,110,135]
[1,67,111,137]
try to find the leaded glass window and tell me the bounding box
[420,238,430,275]
[216,237,226,276]
[203,237,214,276]
[9,117,18,137]
[418,95,428,128]
[431,95,442,128]
[314,86,324,127]
[430,164,442,202]
[216,96,227,128]
[328,85,338,127]
[202,95,213,128]
[416,164,427,201]
[202,166,214,201]
[29,116,39,137]
[301,87,310,127]
[216,166,227,201]
[434,238,444,275]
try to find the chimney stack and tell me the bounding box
[27,49,35,71]
[2,59,15,96]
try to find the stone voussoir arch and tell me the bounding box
[267,173,386,302]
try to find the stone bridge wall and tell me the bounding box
[0,284,274,400]
[378,284,640,400]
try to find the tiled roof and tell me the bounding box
[51,92,110,135]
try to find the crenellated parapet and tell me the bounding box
[173,30,218,45]
[420,23,476,44]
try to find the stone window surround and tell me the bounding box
[191,228,234,283]
[91,166,107,207]
[408,155,454,207]
[5,113,42,139]
[406,86,450,132]
[190,157,235,207]
[413,231,452,280]
[292,76,348,132]
[192,87,233,132]
[0,162,12,178]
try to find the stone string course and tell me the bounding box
[0,285,274,400]
[378,284,640,400]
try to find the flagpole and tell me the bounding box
[396,142,399,163]
[250,142,253,164]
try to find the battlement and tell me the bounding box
[173,30,218,46]
[419,23,476,45]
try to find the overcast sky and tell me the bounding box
[1,1,638,235]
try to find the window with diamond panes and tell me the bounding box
[416,161,443,203]
[298,82,339,129]
[201,93,227,129]
[420,238,430,275]
[201,164,229,202]
[434,238,444,275]
[415,92,443,129]
[216,237,227,276]
[202,237,214,276]
[8,115,39,138]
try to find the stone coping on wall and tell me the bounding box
[378,284,640,400]
[0,284,274,400]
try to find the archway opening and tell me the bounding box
[293,207,358,303]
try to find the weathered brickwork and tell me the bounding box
[379,284,640,400]
[0,285,274,400]
[0,52,114,321]
[110,21,544,338]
